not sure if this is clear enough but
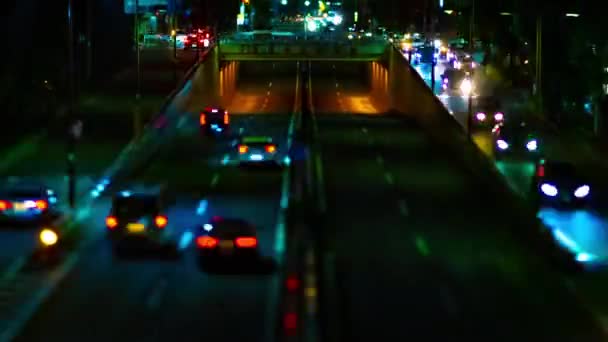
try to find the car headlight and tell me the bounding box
[574,185,590,198]
[496,139,509,150]
[526,139,538,151]
[494,112,504,121]
[475,112,486,121]
[576,252,597,262]
[540,183,558,197]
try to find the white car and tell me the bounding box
[236,136,282,165]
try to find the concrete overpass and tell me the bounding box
[216,37,389,62]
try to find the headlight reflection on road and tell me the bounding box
[40,228,59,246]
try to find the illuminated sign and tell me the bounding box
[124,0,169,14]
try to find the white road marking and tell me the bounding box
[221,154,230,165]
[177,116,187,128]
[210,174,220,187]
[267,91,271,96]
[239,127,244,134]
[177,231,194,251]
[398,199,409,216]
[196,199,208,216]
[269,82,273,87]
[361,127,368,134]
[335,83,339,88]
[384,172,394,185]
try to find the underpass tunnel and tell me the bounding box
[310,61,388,114]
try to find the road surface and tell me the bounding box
[311,61,605,340]
[15,62,298,341]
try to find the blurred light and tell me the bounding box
[526,139,538,151]
[307,20,318,32]
[576,252,596,262]
[433,39,441,48]
[332,15,342,25]
[101,178,110,185]
[496,139,509,150]
[541,183,558,197]
[286,275,300,291]
[283,156,291,165]
[203,223,213,231]
[96,184,105,191]
[444,10,453,14]
[460,79,472,96]
[565,13,580,17]
[121,191,131,197]
[475,112,486,121]
[494,112,504,121]
[304,0,310,5]
[281,0,287,4]
[500,12,512,16]
[91,190,100,198]
[574,185,590,198]
[40,228,58,246]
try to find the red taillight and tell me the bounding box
[200,113,206,125]
[286,275,299,292]
[235,237,257,248]
[155,215,168,228]
[0,200,12,210]
[205,33,210,38]
[224,112,229,125]
[106,216,118,229]
[265,144,276,153]
[35,200,48,210]
[537,165,545,177]
[239,145,248,154]
[284,312,298,334]
[196,236,218,248]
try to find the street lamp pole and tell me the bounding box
[535,14,543,113]
[67,0,76,209]
[134,0,142,139]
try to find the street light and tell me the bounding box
[460,78,474,136]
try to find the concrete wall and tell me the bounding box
[219,61,239,108]
[183,46,222,113]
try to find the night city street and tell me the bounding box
[1,0,608,341]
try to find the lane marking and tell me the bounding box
[415,236,430,256]
[376,155,384,165]
[336,91,341,96]
[335,83,339,88]
[239,127,244,134]
[146,278,168,310]
[210,174,220,187]
[269,82,273,87]
[177,116,187,129]
[361,127,368,134]
[177,231,194,251]
[221,154,230,165]
[196,199,208,216]
[384,172,394,185]
[398,199,409,216]
[267,91,271,96]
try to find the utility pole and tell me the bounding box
[134,0,143,139]
[67,0,76,209]
[85,0,93,82]
[468,0,475,50]
[535,15,543,114]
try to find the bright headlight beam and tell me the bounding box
[526,139,537,151]
[496,139,509,150]
[574,185,590,198]
[541,183,558,197]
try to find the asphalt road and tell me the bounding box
[14,63,297,341]
[311,62,606,340]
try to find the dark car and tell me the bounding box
[470,97,505,129]
[441,68,466,92]
[105,190,172,251]
[195,217,259,267]
[0,182,58,224]
[199,107,230,137]
[531,160,591,209]
[492,122,542,161]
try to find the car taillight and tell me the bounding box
[0,200,12,210]
[35,200,48,210]
[235,237,257,248]
[196,236,218,248]
[239,145,248,154]
[224,112,229,124]
[200,113,206,125]
[106,216,118,229]
[155,215,168,228]
[537,165,545,177]
[265,145,276,153]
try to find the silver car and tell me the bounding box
[237,136,281,165]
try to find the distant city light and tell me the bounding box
[565,13,580,17]
[281,0,287,5]
[304,0,310,6]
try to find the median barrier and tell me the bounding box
[389,45,579,270]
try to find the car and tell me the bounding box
[236,136,282,165]
[199,107,230,137]
[105,189,172,250]
[531,160,591,209]
[0,182,58,224]
[470,97,504,129]
[492,121,542,161]
[441,68,467,92]
[195,217,260,267]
